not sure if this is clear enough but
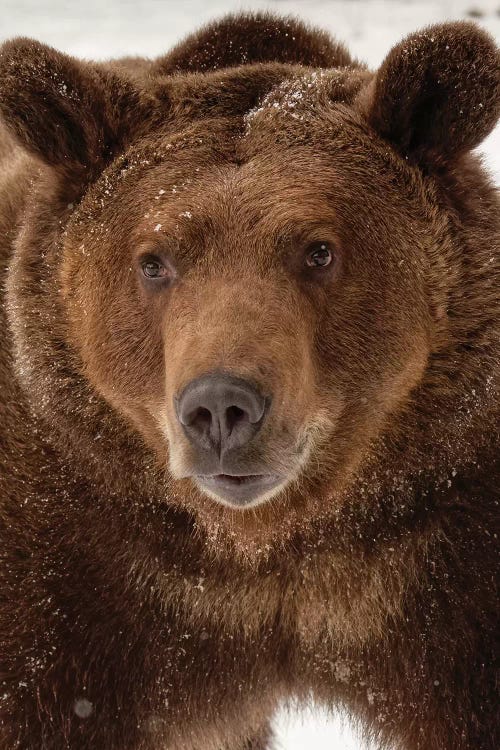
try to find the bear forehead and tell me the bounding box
[80,151,344,252]
[86,136,393,239]
[99,92,398,210]
[76,109,421,254]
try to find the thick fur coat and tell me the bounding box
[0,13,499,750]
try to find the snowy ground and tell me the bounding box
[1,1,497,748]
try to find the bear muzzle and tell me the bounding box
[174,372,285,507]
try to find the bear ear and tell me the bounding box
[151,13,354,76]
[363,22,500,163]
[0,38,155,179]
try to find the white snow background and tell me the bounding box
[0,1,498,748]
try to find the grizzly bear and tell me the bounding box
[0,11,498,750]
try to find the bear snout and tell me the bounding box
[173,372,283,507]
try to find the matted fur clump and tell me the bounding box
[0,12,498,750]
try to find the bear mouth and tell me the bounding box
[195,472,284,507]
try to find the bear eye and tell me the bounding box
[305,241,334,269]
[139,255,174,282]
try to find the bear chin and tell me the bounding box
[193,473,288,509]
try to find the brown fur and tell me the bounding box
[0,12,499,750]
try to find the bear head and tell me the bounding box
[2,15,499,553]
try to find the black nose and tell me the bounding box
[174,373,268,456]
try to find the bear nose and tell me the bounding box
[174,373,268,456]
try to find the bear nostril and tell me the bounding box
[194,407,211,427]
[179,405,211,428]
[226,405,247,434]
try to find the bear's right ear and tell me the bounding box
[0,38,156,179]
[363,22,500,164]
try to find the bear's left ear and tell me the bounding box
[0,38,157,180]
[362,22,500,163]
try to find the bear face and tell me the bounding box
[60,96,432,511]
[2,20,499,551]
